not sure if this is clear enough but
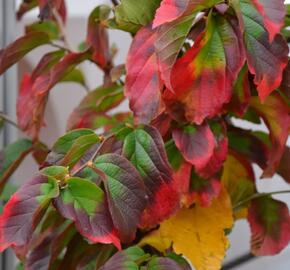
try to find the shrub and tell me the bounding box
[0,0,290,269]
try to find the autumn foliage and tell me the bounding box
[0,0,290,269]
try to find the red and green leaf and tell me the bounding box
[0,139,33,194]
[67,85,124,130]
[187,172,221,207]
[25,21,60,40]
[250,94,290,177]
[53,177,120,249]
[122,126,179,227]
[44,129,99,168]
[17,52,89,138]
[226,65,251,117]
[154,13,196,91]
[252,0,286,42]
[125,25,164,124]
[172,124,215,171]
[248,196,290,255]
[0,174,59,251]
[30,50,65,82]
[233,0,289,101]
[168,13,245,124]
[277,147,290,184]
[0,32,50,75]
[228,127,269,170]
[102,125,179,228]
[147,257,185,270]
[93,153,146,243]
[99,246,146,270]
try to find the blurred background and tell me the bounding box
[0,0,290,269]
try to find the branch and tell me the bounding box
[71,135,106,176]
[52,8,74,51]
[0,112,21,130]
[233,190,290,211]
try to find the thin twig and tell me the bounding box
[49,41,71,52]
[233,190,290,211]
[71,135,108,176]
[0,112,21,130]
[52,8,74,51]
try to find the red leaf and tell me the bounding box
[169,14,245,124]
[25,234,54,270]
[277,147,290,184]
[17,0,38,20]
[153,0,192,28]
[188,177,221,207]
[248,196,290,255]
[31,50,65,82]
[17,74,47,139]
[197,135,228,179]
[0,32,50,75]
[173,161,221,207]
[281,60,290,99]
[17,52,89,138]
[172,124,215,171]
[86,6,111,69]
[252,0,286,42]
[250,94,290,177]
[0,175,59,252]
[153,0,220,28]
[67,85,124,130]
[125,25,164,124]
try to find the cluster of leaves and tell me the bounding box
[0,0,290,269]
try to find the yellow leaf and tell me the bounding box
[144,188,233,270]
[138,229,171,252]
[221,153,255,219]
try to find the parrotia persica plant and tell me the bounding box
[0,0,290,269]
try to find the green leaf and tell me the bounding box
[114,0,161,33]
[0,139,33,194]
[25,21,60,40]
[61,68,87,87]
[93,153,146,243]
